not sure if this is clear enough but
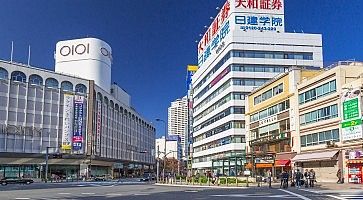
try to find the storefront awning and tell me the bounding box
[275,159,291,167]
[291,150,339,162]
[347,159,363,164]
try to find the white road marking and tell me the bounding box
[81,193,95,195]
[210,194,295,198]
[58,193,71,195]
[134,193,149,196]
[298,188,321,194]
[326,195,346,200]
[185,190,199,193]
[15,198,30,200]
[106,193,123,196]
[76,184,86,187]
[279,189,312,200]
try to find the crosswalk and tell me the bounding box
[299,188,363,200]
[327,194,363,200]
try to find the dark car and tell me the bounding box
[0,177,34,186]
[140,173,155,182]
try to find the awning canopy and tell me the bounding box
[275,159,291,167]
[292,151,339,163]
[347,159,363,164]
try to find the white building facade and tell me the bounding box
[191,0,323,174]
[168,96,188,159]
[155,136,182,160]
[0,38,155,180]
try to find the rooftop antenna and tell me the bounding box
[10,41,14,63]
[27,45,31,66]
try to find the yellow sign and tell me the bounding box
[61,144,71,150]
[187,65,198,72]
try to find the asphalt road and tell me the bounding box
[0,182,363,200]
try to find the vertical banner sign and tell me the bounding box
[96,100,102,154]
[341,88,363,141]
[62,94,74,150]
[73,95,84,152]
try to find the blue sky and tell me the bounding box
[0,0,362,138]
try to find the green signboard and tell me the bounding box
[342,119,362,128]
[343,98,360,120]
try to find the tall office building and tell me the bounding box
[191,0,323,174]
[168,96,188,159]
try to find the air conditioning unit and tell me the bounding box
[326,141,336,147]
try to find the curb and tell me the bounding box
[154,183,250,189]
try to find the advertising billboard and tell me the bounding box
[95,100,102,154]
[341,88,363,141]
[61,94,74,150]
[197,0,285,66]
[73,95,85,152]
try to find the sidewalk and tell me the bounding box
[314,182,363,190]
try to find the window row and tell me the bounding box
[300,129,339,147]
[193,151,245,163]
[193,136,246,153]
[298,80,336,104]
[193,49,313,93]
[250,119,290,140]
[194,92,246,123]
[0,67,87,93]
[254,83,283,105]
[232,50,313,60]
[250,100,290,122]
[299,104,338,125]
[194,120,245,143]
[231,64,289,73]
[194,77,268,101]
[194,106,245,132]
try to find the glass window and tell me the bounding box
[0,67,8,80]
[312,133,318,144]
[323,83,330,94]
[75,84,87,94]
[330,80,337,92]
[11,71,26,83]
[306,135,312,146]
[45,78,59,89]
[61,81,73,92]
[319,132,325,143]
[325,131,332,141]
[332,129,339,141]
[29,74,43,86]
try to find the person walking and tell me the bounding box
[304,169,309,188]
[267,169,272,188]
[280,171,289,188]
[337,169,342,184]
[295,169,302,188]
[309,169,316,187]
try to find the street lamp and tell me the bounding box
[155,118,167,182]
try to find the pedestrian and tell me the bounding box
[280,171,288,188]
[267,169,272,188]
[309,169,315,187]
[295,169,302,188]
[304,169,309,188]
[337,169,342,184]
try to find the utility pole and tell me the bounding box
[45,147,49,183]
[156,145,160,183]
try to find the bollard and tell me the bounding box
[180,177,182,185]
[208,177,210,186]
[226,177,228,187]
[236,177,238,187]
[192,177,194,185]
[246,176,249,187]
